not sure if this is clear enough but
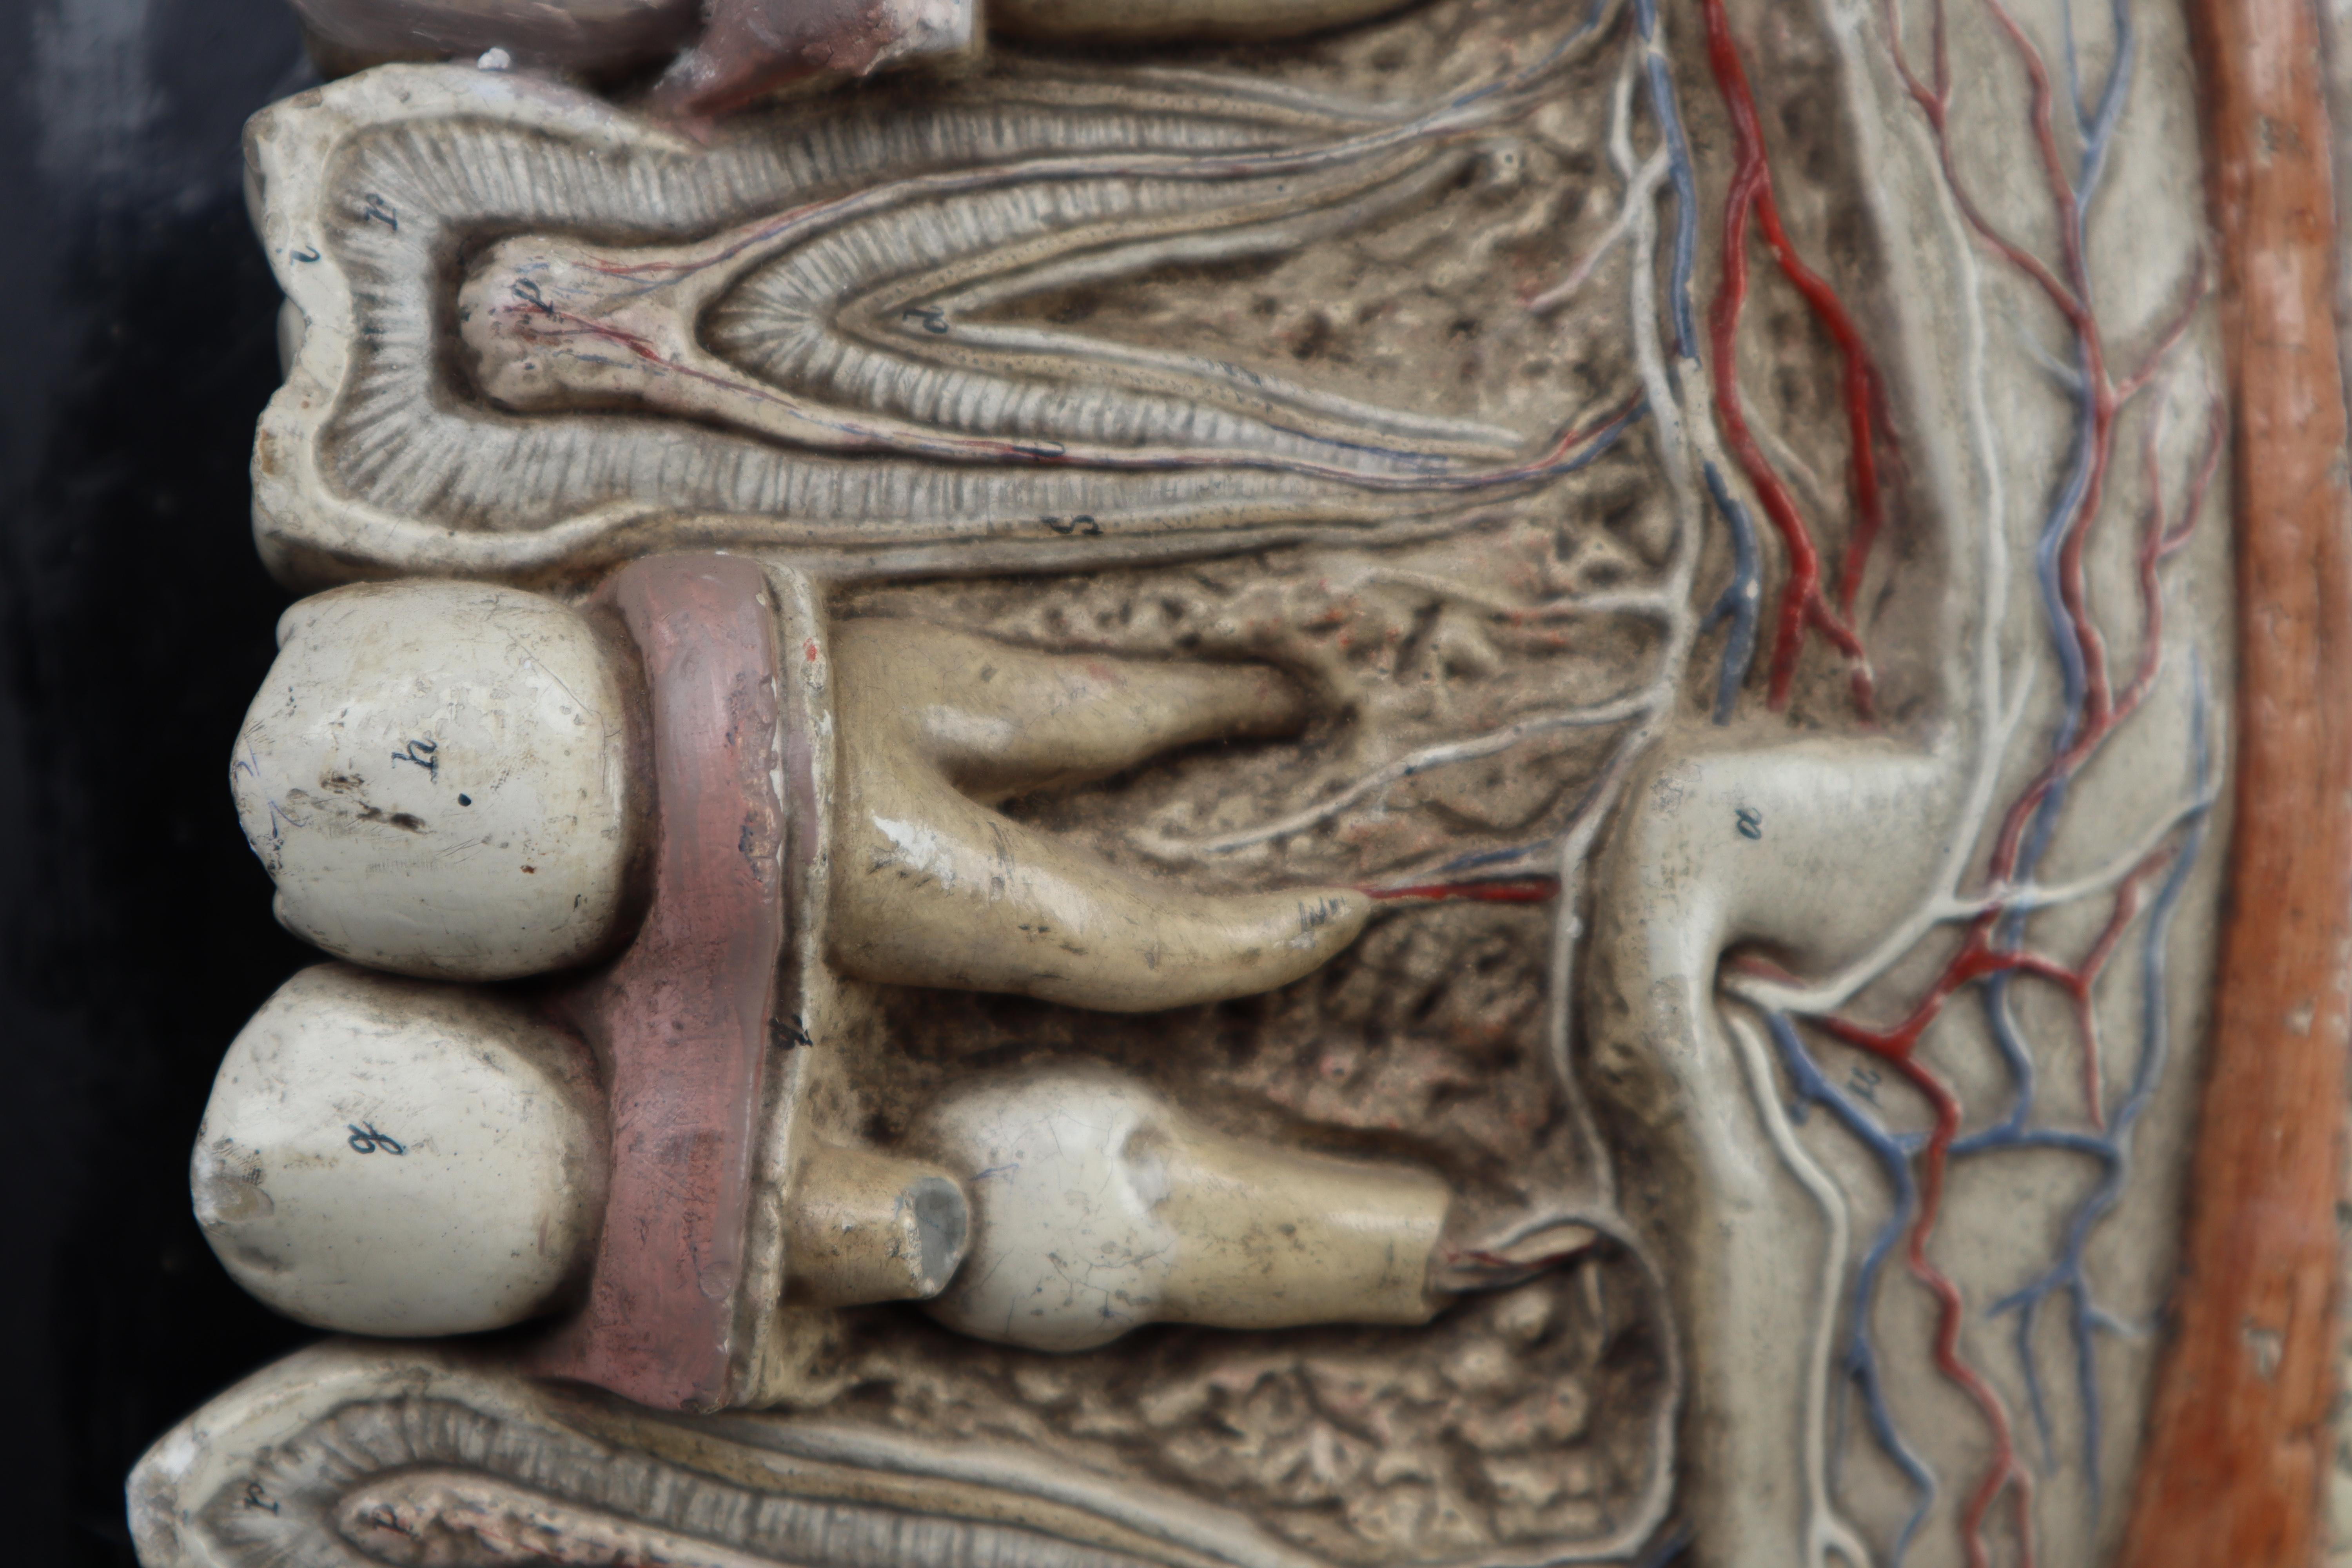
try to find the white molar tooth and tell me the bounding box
[194,968,976,1336]
[192,964,610,1338]
[911,1062,1450,1352]
[231,579,643,982]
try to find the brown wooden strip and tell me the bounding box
[2116,0,2352,1560]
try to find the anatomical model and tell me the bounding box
[123,0,2352,1565]
[205,577,1592,1352]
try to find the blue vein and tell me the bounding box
[1700,461,1763,721]
[1631,0,1753,729]
[1767,1013,1938,1565]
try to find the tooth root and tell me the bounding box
[784,1144,971,1307]
[830,620,1364,1011]
[836,621,1309,801]
[912,1062,1450,1352]
[833,775,1369,1010]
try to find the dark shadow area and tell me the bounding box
[0,0,321,1558]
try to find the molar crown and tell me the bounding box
[191,964,609,1338]
[230,580,641,981]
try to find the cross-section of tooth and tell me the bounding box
[243,63,1562,584]
[828,618,1370,1010]
[453,170,1507,479]
[910,1061,1450,1351]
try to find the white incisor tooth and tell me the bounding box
[910,1062,1450,1351]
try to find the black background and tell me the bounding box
[1,0,325,1557]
